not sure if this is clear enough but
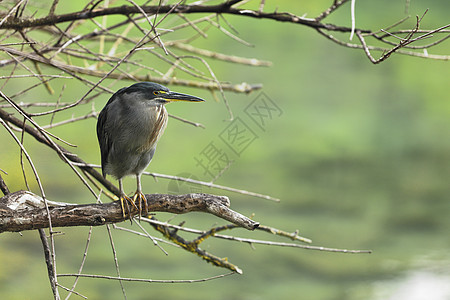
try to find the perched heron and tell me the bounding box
[97,82,205,218]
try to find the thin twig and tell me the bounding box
[42,112,98,129]
[316,27,450,61]
[131,217,169,255]
[57,272,236,283]
[50,84,64,126]
[0,74,72,79]
[316,0,349,21]
[64,227,93,300]
[168,113,205,128]
[113,224,180,247]
[0,173,10,195]
[208,234,372,253]
[58,283,87,300]
[49,0,60,16]
[145,171,280,202]
[105,224,127,299]
[170,42,272,66]
[19,119,31,191]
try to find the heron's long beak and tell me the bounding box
[162,91,205,103]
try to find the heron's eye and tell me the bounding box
[153,91,161,95]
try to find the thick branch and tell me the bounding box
[0,190,259,233]
[0,3,364,33]
[38,229,60,300]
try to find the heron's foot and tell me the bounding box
[120,194,138,221]
[133,191,148,220]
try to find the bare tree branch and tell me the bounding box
[0,3,357,32]
[0,173,10,195]
[57,272,236,283]
[39,229,61,300]
[0,190,259,233]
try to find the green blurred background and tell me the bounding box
[1,1,449,299]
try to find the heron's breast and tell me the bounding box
[137,105,168,153]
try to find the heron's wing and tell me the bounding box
[96,101,113,178]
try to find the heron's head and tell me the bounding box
[118,82,205,106]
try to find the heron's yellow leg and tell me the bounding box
[133,175,149,221]
[119,179,138,221]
